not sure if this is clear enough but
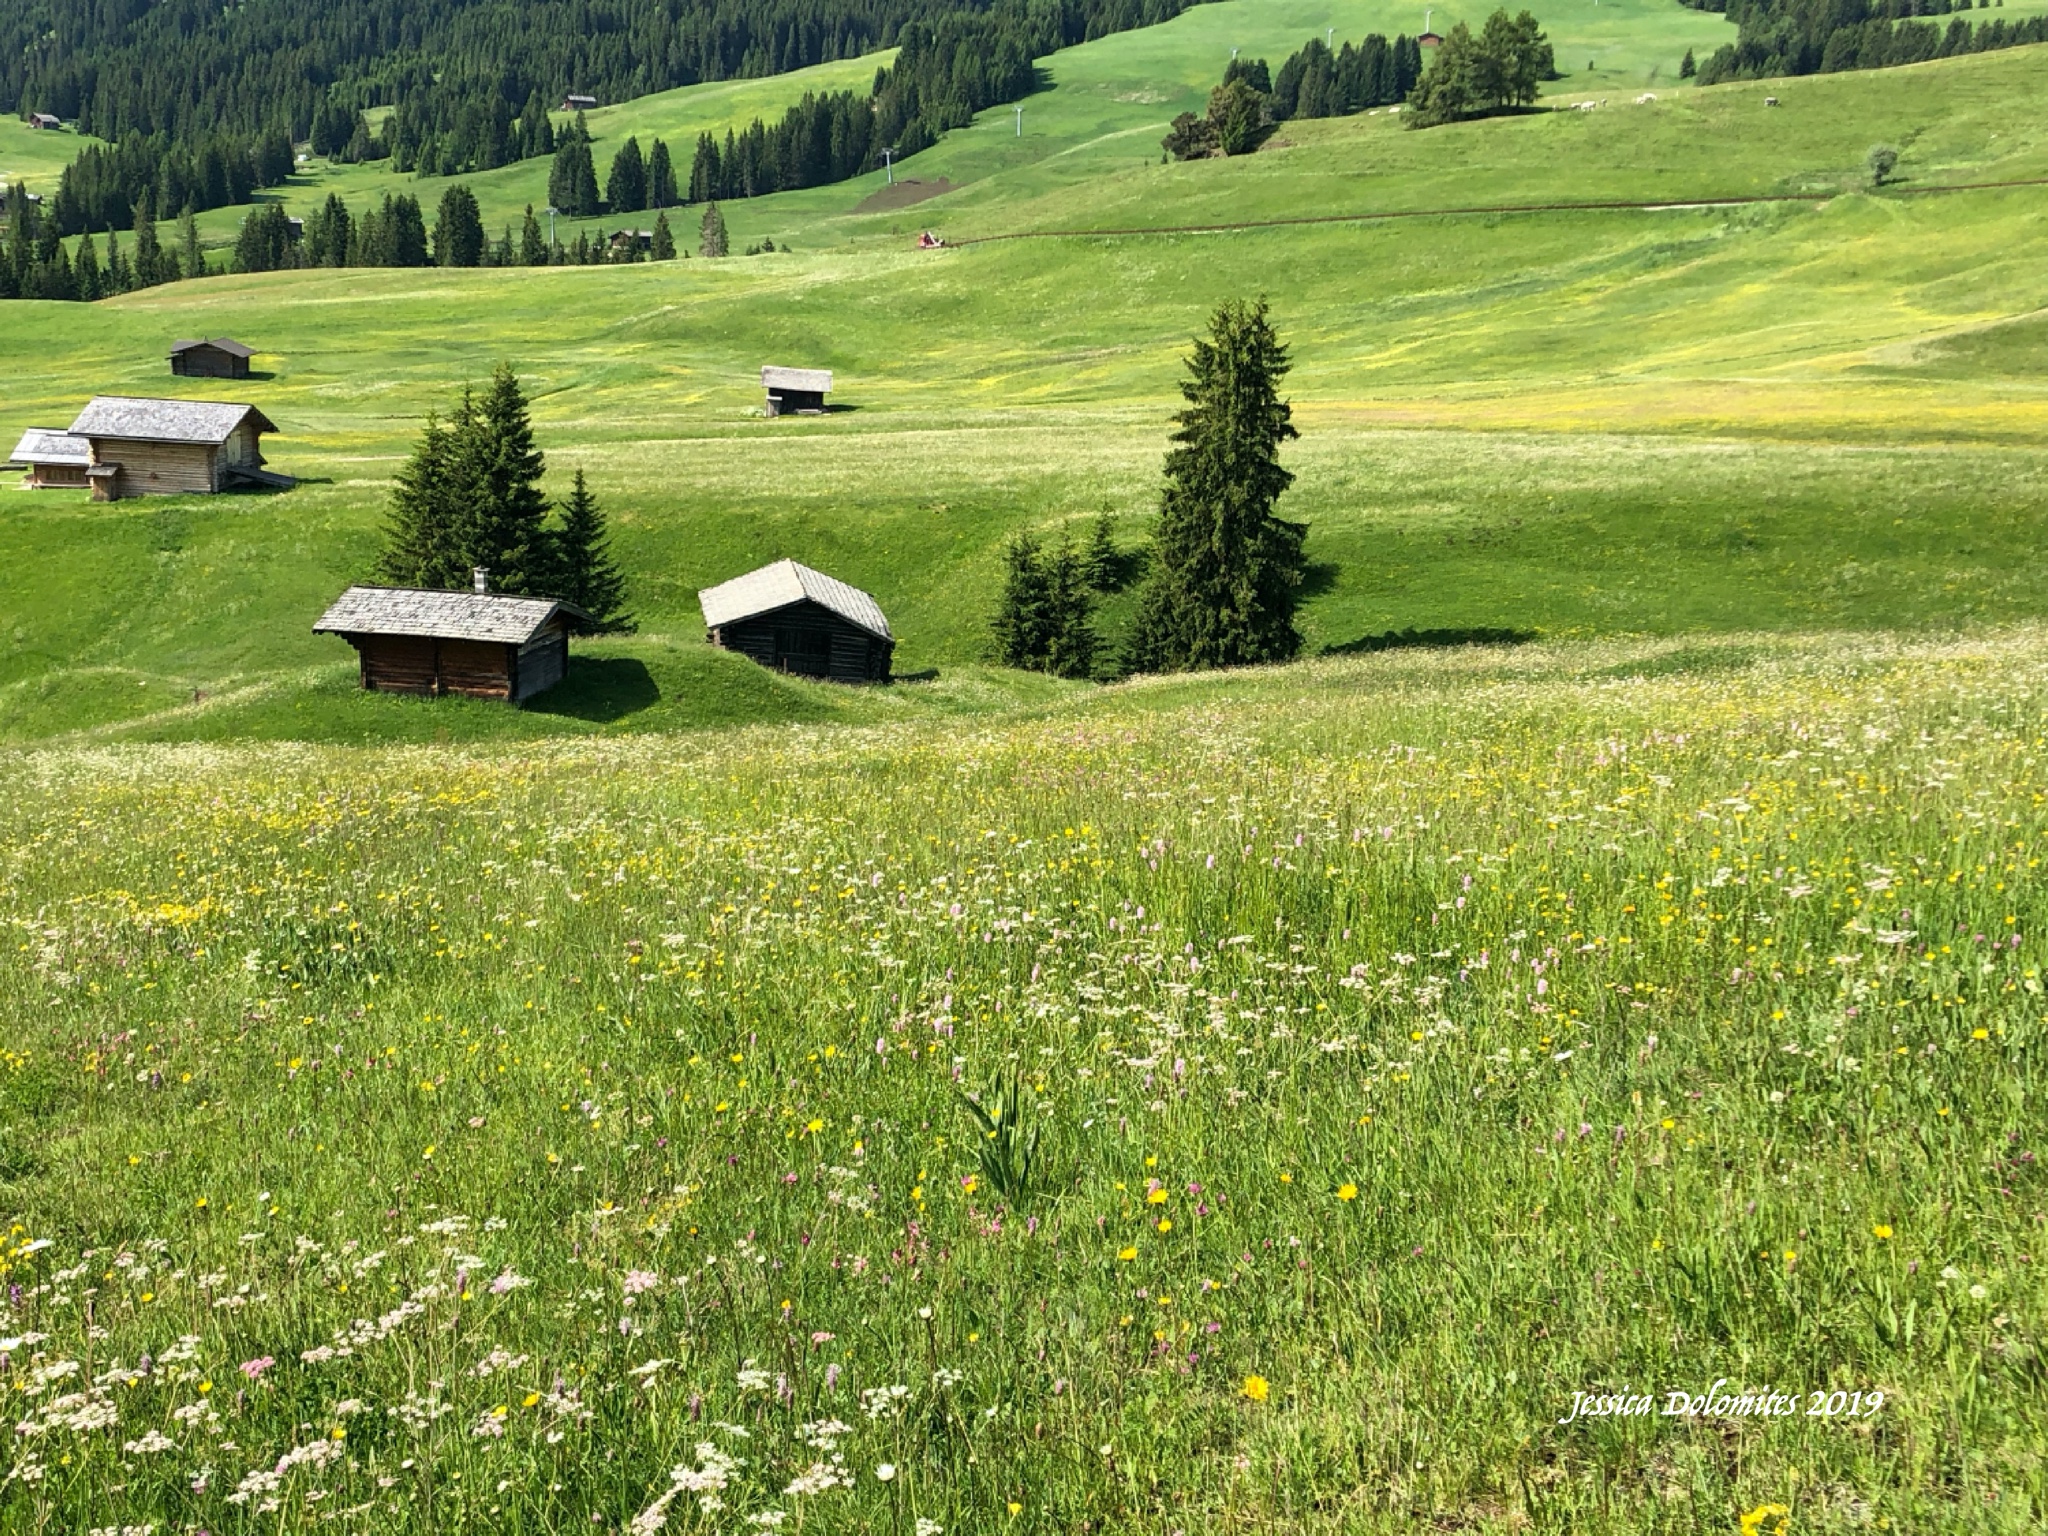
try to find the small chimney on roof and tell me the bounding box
[472,567,490,594]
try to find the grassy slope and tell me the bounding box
[1,19,2046,746]
[1,628,2044,1534]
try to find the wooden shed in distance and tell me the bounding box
[169,338,254,378]
[762,366,832,416]
[699,559,892,682]
[67,395,285,500]
[7,428,91,488]
[314,572,590,702]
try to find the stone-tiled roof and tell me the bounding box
[761,366,833,394]
[699,559,890,640]
[168,337,254,358]
[68,396,276,445]
[8,429,90,467]
[314,586,588,645]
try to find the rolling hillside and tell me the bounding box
[2,4,2047,747]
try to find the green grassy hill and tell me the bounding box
[3,7,2048,746]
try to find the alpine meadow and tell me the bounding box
[1,0,2045,1532]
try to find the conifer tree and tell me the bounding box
[550,470,630,626]
[179,206,203,278]
[1127,298,1304,673]
[519,205,547,265]
[378,411,463,588]
[75,230,103,300]
[104,226,131,293]
[647,138,678,207]
[606,135,647,213]
[461,363,554,594]
[433,184,484,266]
[1043,537,1099,679]
[993,532,1053,669]
[1085,506,1122,591]
[699,201,728,256]
[650,212,676,260]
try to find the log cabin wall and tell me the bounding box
[171,348,249,379]
[712,600,890,682]
[88,438,220,496]
[353,635,515,700]
[514,630,567,700]
[26,465,88,488]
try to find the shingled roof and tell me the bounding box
[314,586,590,645]
[169,337,254,358]
[699,559,890,640]
[8,428,90,467]
[762,366,833,394]
[69,396,277,446]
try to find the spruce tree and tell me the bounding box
[993,532,1053,669]
[650,212,676,260]
[699,201,728,257]
[378,411,462,588]
[1043,537,1099,679]
[606,135,647,213]
[434,185,484,266]
[104,226,131,293]
[1085,506,1122,591]
[75,231,103,301]
[550,470,630,626]
[462,364,554,594]
[1127,298,1304,673]
[179,206,204,278]
[520,205,547,265]
[647,138,678,208]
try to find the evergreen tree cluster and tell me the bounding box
[1269,33,1426,119]
[991,515,1126,679]
[47,125,295,237]
[0,183,189,300]
[1404,11,1557,128]
[378,365,630,630]
[547,117,681,216]
[1165,34,1425,159]
[1691,0,2047,85]
[10,0,1213,213]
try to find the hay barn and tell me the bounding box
[169,338,254,379]
[699,559,892,682]
[314,576,590,702]
[8,428,91,489]
[67,396,285,500]
[762,366,832,416]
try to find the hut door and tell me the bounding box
[774,626,832,676]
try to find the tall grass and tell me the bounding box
[1,630,2042,1531]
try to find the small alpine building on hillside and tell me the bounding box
[7,428,92,489]
[699,559,893,682]
[169,338,255,379]
[314,571,590,702]
[66,395,286,500]
[762,366,832,417]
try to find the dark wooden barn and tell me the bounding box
[169,338,254,378]
[7,428,91,488]
[699,559,892,682]
[314,575,590,702]
[761,366,833,417]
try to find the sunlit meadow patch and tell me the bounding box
[0,632,2042,1531]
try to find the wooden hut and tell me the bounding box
[761,366,832,417]
[66,396,285,500]
[7,428,91,489]
[699,559,892,682]
[314,574,590,702]
[169,338,254,379]
[27,112,60,130]
[562,93,598,111]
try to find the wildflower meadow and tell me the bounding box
[1,632,2042,1533]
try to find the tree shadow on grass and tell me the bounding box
[1299,560,1341,601]
[527,656,660,723]
[1323,626,1537,656]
